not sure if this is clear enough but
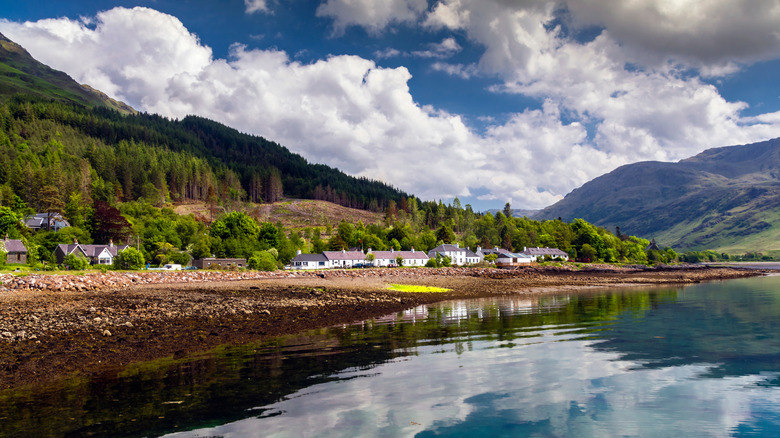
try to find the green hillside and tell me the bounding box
[537,138,780,253]
[0,32,409,214]
[0,33,134,114]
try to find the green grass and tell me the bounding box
[387,284,450,293]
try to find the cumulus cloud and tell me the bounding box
[418,0,780,161]
[316,0,428,35]
[565,0,780,70]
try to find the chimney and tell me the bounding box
[109,239,113,248]
[391,247,395,253]
[342,249,346,254]
[296,249,302,255]
[367,247,372,253]
[411,247,415,253]
[74,238,78,245]
[455,243,459,248]
[477,246,482,253]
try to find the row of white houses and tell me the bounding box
[289,244,569,270]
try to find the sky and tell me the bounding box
[2,1,780,211]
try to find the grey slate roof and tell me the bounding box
[481,248,511,256]
[323,251,366,261]
[522,247,568,257]
[429,244,466,253]
[2,239,27,254]
[57,243,129,258]
[371,250,429,260]
[291,253,328,262]
[496,252,531,260]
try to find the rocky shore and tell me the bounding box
[0,265,765,390]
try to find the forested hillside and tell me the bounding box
[0,97,409,213]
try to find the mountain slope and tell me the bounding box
[0,32,134,113]
[0,33,409,214]
[537,138,780,252]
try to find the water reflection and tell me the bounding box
[3,277,780,436]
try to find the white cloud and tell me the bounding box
[430,62,478,79]
[419,0,780,168]
[316,0,428,35]
[374,47,402,59]
[424,0,470,30]
[565,0,780,70]
[412,37,462,58]
[2,4,780,210]
[244,0,270,14]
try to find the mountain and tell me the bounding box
[0,32,135,114]
[0,34,409,215]
[537,138,780,253]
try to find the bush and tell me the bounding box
[249,251,277,271]
[113,247,145,270]
[425,258,438,268]
[63,253,89,270]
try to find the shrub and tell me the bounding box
[63,253,89,270]
[113,247,145,270]
[249,251,277,271]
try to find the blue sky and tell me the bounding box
[2,0,780,211]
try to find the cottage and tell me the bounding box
[495,252,533,268]
[289,252,328,270]
[322,250,368,268]
[1,237,27,264]
[478,247,512,257]
[23,213,71,232]
[369,248,429,267]
[428,243,482,266]
[192,258,246,269]
[520,247,569,261]
[55,240,130,265]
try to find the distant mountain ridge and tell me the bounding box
[538,137,780,252]
[0,32,135,114]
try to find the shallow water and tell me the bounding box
[4,276,780,437]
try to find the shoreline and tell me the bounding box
[0,265,766,391]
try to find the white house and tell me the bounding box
[55,240,130,265]
[428,243,482,266]
[369,248,429,267]
[289,252,328,270]
[521,247,569,261]
[322,250,368,268]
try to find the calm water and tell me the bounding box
[4,276,780,437]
